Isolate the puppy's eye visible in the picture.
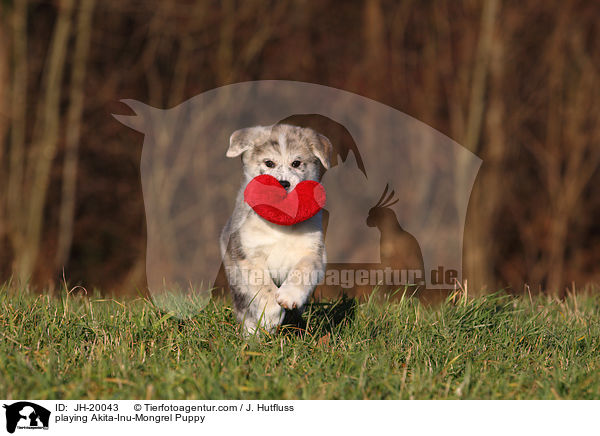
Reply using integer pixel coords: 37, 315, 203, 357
291, 160, 301, 168
264, 160, 275, 168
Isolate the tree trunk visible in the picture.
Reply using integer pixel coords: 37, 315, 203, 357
14, 0, 74, 283
56, 0, 96, 269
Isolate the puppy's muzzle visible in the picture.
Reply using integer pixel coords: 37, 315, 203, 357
279, 180, 291, 191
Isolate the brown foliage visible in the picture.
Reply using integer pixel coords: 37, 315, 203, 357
0, 0, 599, 295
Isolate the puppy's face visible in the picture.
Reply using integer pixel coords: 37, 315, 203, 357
227, 124, 332, 191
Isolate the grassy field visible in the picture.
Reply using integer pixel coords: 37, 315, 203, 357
1, 285, 599, 400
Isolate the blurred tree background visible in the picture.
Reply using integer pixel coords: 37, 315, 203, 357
0, 0, 599, 296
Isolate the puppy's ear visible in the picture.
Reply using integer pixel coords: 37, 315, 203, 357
311, 133, 333, 169
227, 126, 268, 157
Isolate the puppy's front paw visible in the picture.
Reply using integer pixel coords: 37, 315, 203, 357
276, 285, 305, 310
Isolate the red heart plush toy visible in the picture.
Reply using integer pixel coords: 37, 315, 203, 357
244, 175, 326, 225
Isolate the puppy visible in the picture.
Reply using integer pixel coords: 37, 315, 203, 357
220, 124, 331, 334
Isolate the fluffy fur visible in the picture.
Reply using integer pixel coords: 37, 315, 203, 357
220, 124, 332, 334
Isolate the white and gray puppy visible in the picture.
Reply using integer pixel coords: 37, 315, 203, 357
220, 124, 332, 334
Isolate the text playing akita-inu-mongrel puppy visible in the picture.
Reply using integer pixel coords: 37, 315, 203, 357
220, 124, 332, 334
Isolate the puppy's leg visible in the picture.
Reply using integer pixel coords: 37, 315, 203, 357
276, 255, 325, 311
243, 285, 285, 335
225, 260, 284, 335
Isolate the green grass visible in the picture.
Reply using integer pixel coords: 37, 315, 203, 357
1, 285, 599, 399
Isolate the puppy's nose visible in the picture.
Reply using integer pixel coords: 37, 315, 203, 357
279, 180, 291, 190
